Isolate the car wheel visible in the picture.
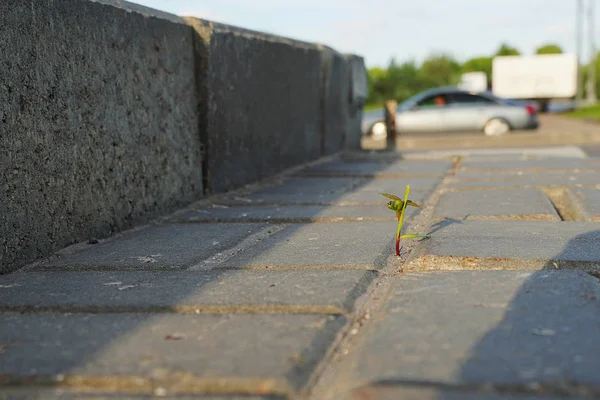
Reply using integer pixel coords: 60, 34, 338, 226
483, 118, 510, 136
370, 121, 387, 140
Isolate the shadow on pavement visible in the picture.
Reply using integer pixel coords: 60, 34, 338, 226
0, 151, 453, 397
437, 230, 600, 399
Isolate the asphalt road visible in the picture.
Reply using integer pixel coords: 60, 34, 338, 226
361, 114, 600, 152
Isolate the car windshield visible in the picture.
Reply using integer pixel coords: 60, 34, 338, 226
396, 93, 425, 111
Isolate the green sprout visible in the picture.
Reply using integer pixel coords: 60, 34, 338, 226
381, 185, 429, 256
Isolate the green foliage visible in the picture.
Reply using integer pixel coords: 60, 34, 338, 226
461, 56, 493, 82
562, 103, 600, 120
535, 43, 563, 55
363, 42, 578, 110
495, 43, 520, 57
419, 53, 462, 87
366, 54, 460, 108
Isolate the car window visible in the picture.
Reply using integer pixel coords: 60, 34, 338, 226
416, 94, 448, 108
448, 93, 495, 105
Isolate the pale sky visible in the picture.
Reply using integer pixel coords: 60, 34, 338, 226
128, 0, 597, 68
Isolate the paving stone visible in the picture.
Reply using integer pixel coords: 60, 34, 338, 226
222, 177, 361, 204
300, 160, 452, 176
0, 313, 345, 394
223, 222, 403, 269
0, 391, 277, 400
435, 189, 560, 220
403, 145, 588, 161
173, 204, 394, 222
34, 223, 268, 270
418, 220, 600, 263
348, 270, 600, 389
335, 177, 440, 206
0, 269, 376, 313
460, 159, 600, 172
454, 169, 599, 179
570, 187, 600, 221
347, 386, 582, 400
447, 174, 600, 189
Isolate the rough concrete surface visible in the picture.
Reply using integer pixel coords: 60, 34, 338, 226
321, 47, 350, 156
186, 18, 324, 194
0, 0, 203, 274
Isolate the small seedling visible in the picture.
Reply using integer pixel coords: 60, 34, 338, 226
381, 185, 429, 256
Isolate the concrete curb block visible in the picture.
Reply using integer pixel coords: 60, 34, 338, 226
0, 0, 367, 274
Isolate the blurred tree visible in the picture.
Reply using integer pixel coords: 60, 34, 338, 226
366, 66, 389, 106
535, 43, 563, 54
495, 43, 521, 56
461, 56, 493, 82
419, 53, 462, 87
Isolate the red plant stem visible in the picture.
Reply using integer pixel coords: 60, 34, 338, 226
395, 236, 401, 256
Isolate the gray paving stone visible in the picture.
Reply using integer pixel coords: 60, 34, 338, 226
334, 177, 439, 206
404, 145, 587, 160
34, 223, 268, 270
0, 391, 277, 400
0, 269, 376, 313
419, 220, 600, 262
349, 270, 600, 389
222, 177, 361, 204
454, 169, 599, 179
223, 222, 404, 269
460, 158, 600, 171
570, 187, 600, 221
173, 204, 394, 222
447, 174, 600, 189
300, 160, 452, 176
347, 386, 582, 400
0, 313, 345, 393
435, 189, 560, 220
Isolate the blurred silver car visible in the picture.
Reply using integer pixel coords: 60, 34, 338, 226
362, 87, 539, 138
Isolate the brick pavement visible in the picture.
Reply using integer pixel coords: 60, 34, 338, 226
2, 147, 600, 399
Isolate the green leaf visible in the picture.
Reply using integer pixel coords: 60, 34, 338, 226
399, 233, 430, 239
396, 184, 411, 240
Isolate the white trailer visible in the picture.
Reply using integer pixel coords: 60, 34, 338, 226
491, 54, 579, 112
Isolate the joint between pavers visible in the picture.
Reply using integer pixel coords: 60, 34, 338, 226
431, 214, 561, 222
351, 379, 600, 398
0, 304, 348, 316
173, 217, 396, 224
237, 264, 378, 271
443, 183, 600, 193
404, 255, 600, 272
543, 187, 588, 222
0, 374, 291, 397
26, 265, 187, 272
294, 172, 443, 179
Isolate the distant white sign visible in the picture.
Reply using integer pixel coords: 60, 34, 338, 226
492, 54, 578, 99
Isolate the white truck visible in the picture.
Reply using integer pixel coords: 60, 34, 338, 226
491, 53, 579, 112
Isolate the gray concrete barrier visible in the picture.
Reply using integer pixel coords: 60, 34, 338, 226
185, 18, 325, 194
0, 0, 367, 274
